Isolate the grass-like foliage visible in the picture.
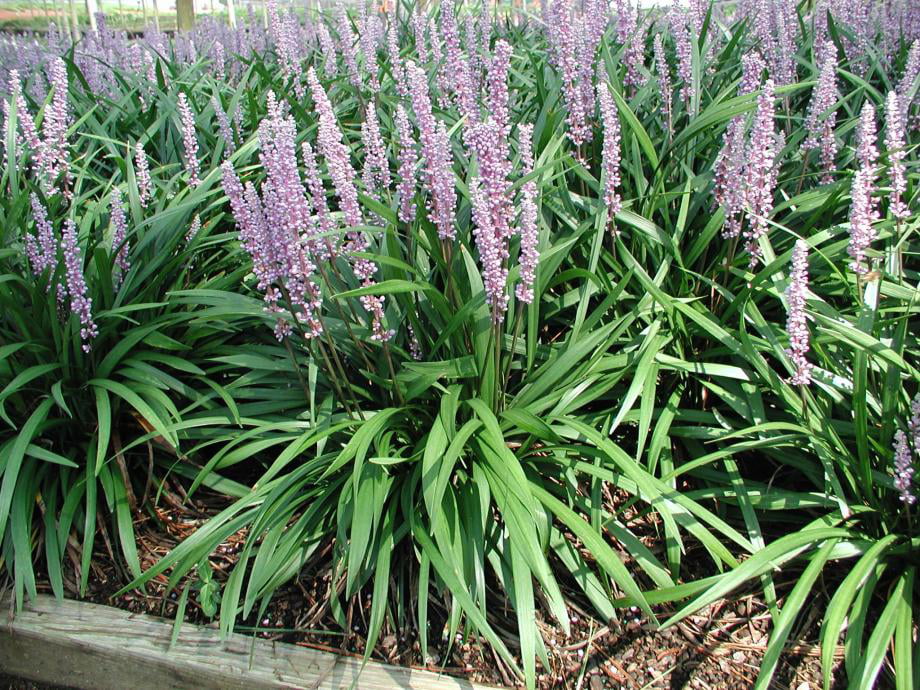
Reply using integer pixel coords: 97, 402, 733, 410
0, 1, 918, 688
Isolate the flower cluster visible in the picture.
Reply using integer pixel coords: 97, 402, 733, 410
61, 218, 98, 351
784, 240, 812, 386
26, 193, 58, 279
406, 60, 456, 241
134, 142, 152, 207
742, 80, 781, 265
847, 102, 879, 275
395, 105, 418, 224
212, 96, 236, 158
803, 42, 838, 183
597, 82, 622, 227
893, 430, 916, 505
515, 123, 540, 305
109, 188, 131, 285
177, 92, 200, 188
884, 91, 909, 221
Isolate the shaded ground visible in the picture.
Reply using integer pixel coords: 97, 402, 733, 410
8, 477, 847, 689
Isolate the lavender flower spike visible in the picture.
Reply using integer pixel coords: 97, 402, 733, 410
884, 91, 909, 221
515, 123, 539, 305
134, 142, 152, 207
61, 219, 98, 352
395, 105, 418, 224
742, 79, 779, 266
893, 430, 916, 505
212, 96, 236, 158
38, 58, 71, 192
110, 189, 131, 284
177, 92, 200, 187
803, 43, 838, 184
27, 193, 57, 279
847, 102, 879, 275
784, 240, 812, 386
597, 83, 623, 228
653, 35, 672, 131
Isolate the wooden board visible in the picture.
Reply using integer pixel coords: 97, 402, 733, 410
0, 594, 497, 690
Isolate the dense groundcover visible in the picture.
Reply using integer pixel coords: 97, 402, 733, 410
1, 0, 919, 687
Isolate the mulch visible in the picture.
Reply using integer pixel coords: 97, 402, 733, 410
5, 474, 850, 690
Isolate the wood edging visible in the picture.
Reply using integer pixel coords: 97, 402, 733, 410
0, 594, 500, 690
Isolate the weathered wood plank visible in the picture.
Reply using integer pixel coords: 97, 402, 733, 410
0, 595, 497, 690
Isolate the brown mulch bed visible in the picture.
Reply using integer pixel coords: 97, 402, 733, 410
9, 475, 847, 690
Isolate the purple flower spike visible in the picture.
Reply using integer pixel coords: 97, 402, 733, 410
742, 79, 780, 267
784, 239, 812, 386
61, 218, 98, 352
395, 105, 418, 224
134, 142, 152, 208
27, 193, 58, 280
893, 430, 916, 505
847, 102, 879, 275
212, 96, 236, 158
308, 68, 362, 230
597, 83, 623, 226
884, 91, 909, 221
804, 42, 838, 183
177, 92, 200, 188
406, 60, 456, 241
37, 58, 71, 193
361, 103, 390, 199
110, 188, 131, 284
515, 123, 539, 305
653, 35, 672, 128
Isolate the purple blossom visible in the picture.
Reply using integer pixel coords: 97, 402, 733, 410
387, 22, 405, 98
308, 68, 362, 230
653, 35, 672, 131
316, 22, 338, 79
440, 0, 478, 124
897, 40, 919, 125
848, 103, 879, 275
26, 192, 57, 279
671, 8, 694, 106
406, 60, 456, 241
360, 103, 390, 199
37, 57, 71, 193
411, 13, 429, 67
597, 83, 623, 226
337, 8, 362, 92
469, 118, 515, 323
110, 188, 130, 283
884, 91, 909, 221
134, 142, 152, 208
10, 70, 40, 154
177, 92, 200, 188
515, 123, 539, 305
395, 105, 418, 224
742, 80, 780, 266
359, 4, 381, 94
186, 213, 201, 242
784, 239, 812, 386
740, 53, 766, 96
212, 96, 236, 158
855, 101, 879, 169
301, 141, 336, 260
893, 430, 916, 505
714, 116, 747, 238
487, 40, 513, 138
803, 43, 839, 184
548, 0, 593, 147
61, 218, 98, 352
